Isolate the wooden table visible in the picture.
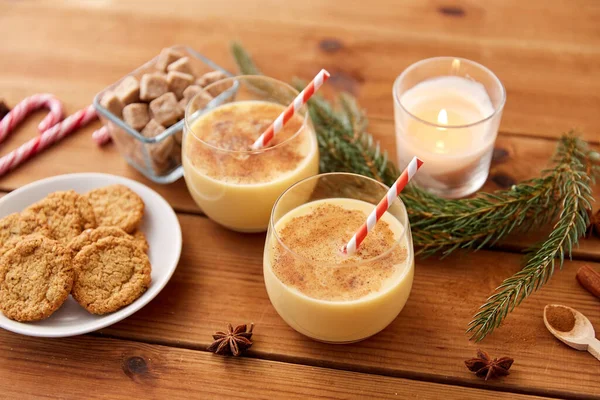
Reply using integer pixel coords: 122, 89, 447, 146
1, 1, 600, 398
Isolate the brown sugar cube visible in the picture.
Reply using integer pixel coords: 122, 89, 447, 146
196, 71, 228, 87
122, 103, 150, 131
108, 121, 144, 167
149, 92, 182, 127
171, 141, 182, 164
151, 161, 170, 175
174, 130, 183, 145
155, 48, 184, 72
178, 86, 214, 114
182, 84, 201, 101
167, 57, 194, 75
167, 71, 194, 99
100, 91, 124, 117
150, 136, 175, 165
183, 85, 213, 101
140, 118, 165, 138
139, 119, 176, 174
178, 98, 188, 115
115, 76, 140, 105
183, 86, 214, 112
140, 73, 169, 102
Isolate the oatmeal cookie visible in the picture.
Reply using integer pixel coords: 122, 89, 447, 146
131, 230, 150, 254
72, 237, 151, 314
0, 212, 50, 256
69, 226, 149, 254
0, 236, 74, 321
84, 185, 144, 233
22, 190, 97, 242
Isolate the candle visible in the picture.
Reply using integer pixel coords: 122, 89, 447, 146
393, 58, 505, 198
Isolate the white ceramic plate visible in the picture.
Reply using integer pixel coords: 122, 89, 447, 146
0, 173, 182, 337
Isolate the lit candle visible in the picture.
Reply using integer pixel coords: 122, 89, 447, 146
393, 58, 505, 198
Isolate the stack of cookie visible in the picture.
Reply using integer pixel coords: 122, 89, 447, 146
0, 184, 152, 322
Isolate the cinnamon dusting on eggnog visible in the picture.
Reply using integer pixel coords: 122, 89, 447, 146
272, 201, 408, 301
186, 101, 309, 184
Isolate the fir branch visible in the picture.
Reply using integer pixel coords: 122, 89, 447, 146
231, 42, 262, 75
468, 136, 594, 341
403, 179, 557, 256
298, 89, 399, 184
405, 135, 598, 257
230, 43, 598, 341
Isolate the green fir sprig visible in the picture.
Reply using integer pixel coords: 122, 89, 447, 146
230, 42, 598, 341
467, 136, 595, 340
403, 137, 597, 258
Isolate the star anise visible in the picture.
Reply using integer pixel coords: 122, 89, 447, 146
585, 209, 600, 238
208, 323, 254, 356
464, 349, 514, 380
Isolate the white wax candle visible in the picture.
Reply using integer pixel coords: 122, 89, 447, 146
395, 76, 496, 189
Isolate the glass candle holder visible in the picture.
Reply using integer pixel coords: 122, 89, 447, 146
183, 76, 319, 232
263, 173, 415, 343
393, 57, 506, 198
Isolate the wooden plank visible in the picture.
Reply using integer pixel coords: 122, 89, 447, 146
1, 0, 599, 140
0, 333, 554, 400
1, 2, 598, 399
98, 213, 600, 398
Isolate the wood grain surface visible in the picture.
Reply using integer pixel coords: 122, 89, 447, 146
97, 214, 600, 399
2, 0, 599, 141
0, 332, 555, 400
1, 0, 599, 399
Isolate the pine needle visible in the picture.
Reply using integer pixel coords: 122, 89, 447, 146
230, 42, 599, 341
467, 136, 594, 340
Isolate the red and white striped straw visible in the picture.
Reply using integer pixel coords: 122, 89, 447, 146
342, 156, 424, 255
251, 69, 330, 150
0, 94, 64, 143
0, 105, 97, 177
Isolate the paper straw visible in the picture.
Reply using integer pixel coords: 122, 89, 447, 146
343, 156, 424, 255
251, 69, 330, 150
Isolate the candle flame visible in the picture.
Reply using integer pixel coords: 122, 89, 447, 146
451, 58, 461, 74
437, 109, 448, 125
436, 109, 448, 149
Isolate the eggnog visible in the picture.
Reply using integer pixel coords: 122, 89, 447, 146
264, 198, 414, 343
183, 100, 319, 232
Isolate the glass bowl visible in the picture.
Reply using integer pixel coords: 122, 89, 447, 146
93, 45, 231, 184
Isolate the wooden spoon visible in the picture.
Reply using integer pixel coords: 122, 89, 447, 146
543, 304, 600, 361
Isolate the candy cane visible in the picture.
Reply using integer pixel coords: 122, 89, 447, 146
0, 94, 64, 143
92, 126, 112, 146
0, 105, 97, 177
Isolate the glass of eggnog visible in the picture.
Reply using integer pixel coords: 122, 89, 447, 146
263, 173, 415, 343
183, 76, 319, 232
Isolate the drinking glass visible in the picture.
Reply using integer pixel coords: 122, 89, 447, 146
183, 76, 319, 232
263, 172, 415, 343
